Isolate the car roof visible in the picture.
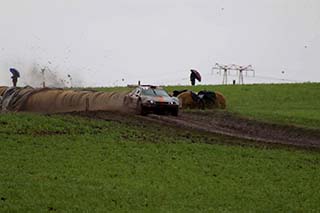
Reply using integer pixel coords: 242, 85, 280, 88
138, 85, 163, 90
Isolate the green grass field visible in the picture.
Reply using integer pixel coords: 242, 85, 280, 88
1, 83, 320, 212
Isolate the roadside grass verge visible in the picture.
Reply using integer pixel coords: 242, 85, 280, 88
0, 113, 320, 212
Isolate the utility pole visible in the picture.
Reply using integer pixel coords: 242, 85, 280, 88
41, 68, 46, 88
222, 67, 228, 84
239, 69, 244, 84
234, 65, 254, 84
212, 63, 255, 85
212, 63, 230, 85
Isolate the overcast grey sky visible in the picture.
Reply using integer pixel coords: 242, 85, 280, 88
0, 0, 319, 87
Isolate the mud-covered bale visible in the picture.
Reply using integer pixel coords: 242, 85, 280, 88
5, 87, 35, 111
87, 91, 128, 112
1, 86, 37, 112
177, 90, 226, 109
23, 89, 129, 113
0, 86, 8, 96
198, 91, 216, 108
172, 89, 188, 97
215, 92, 226, 109
177, 91, 199, 109
199, 91, 226, 109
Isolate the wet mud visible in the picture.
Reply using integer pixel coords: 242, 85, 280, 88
71, 110, 320, 150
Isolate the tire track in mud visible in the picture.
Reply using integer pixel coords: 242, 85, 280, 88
138, 113, 320, 149
72, 111, 320, 150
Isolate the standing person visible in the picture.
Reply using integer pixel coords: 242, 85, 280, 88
190, 71, 196, 86
11, 75, 18, 87
10, 68, 20, 87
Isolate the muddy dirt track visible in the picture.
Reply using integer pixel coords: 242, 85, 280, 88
72, 110, 320, 150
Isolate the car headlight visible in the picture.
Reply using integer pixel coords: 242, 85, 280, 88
169, 101, 176, 105
148, 100, 155, 104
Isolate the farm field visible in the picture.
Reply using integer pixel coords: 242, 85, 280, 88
0, 83, 320, 212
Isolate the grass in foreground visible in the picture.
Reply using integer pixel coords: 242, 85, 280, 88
0, 113, 320, 212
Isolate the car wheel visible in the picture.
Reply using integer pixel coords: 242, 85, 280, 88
171, 108, 179, 116
137, 100, 147, 116
123, 96, 129, 105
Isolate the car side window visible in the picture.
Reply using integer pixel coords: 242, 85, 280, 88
135, 89, 141, 95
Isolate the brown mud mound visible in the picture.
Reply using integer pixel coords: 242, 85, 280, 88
24, 89, 128, 113
0, 86, 129, 113
177, 91, 226, 109
72, 110, 320, 150
0, 86, 8, 96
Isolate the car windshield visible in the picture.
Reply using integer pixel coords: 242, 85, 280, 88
141, 88, 169, 97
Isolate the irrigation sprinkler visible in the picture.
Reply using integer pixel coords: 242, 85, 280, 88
212, 63, 255, 85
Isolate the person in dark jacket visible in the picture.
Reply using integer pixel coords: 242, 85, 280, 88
11, 76, 18, 87
190, 71, 196, 86
10, 68, 20, 87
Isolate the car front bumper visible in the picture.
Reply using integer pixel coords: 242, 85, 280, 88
142, 103, 178, 112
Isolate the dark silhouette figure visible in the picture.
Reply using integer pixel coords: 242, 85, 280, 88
10, 68, 20, 87
190, 71, 196, 86
11, 76, 18, 87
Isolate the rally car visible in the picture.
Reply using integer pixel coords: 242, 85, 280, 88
124, 85, 179, 116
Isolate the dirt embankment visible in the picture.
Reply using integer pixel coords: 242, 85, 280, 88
0, 86, 129, 113
72, 110, 320, 150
